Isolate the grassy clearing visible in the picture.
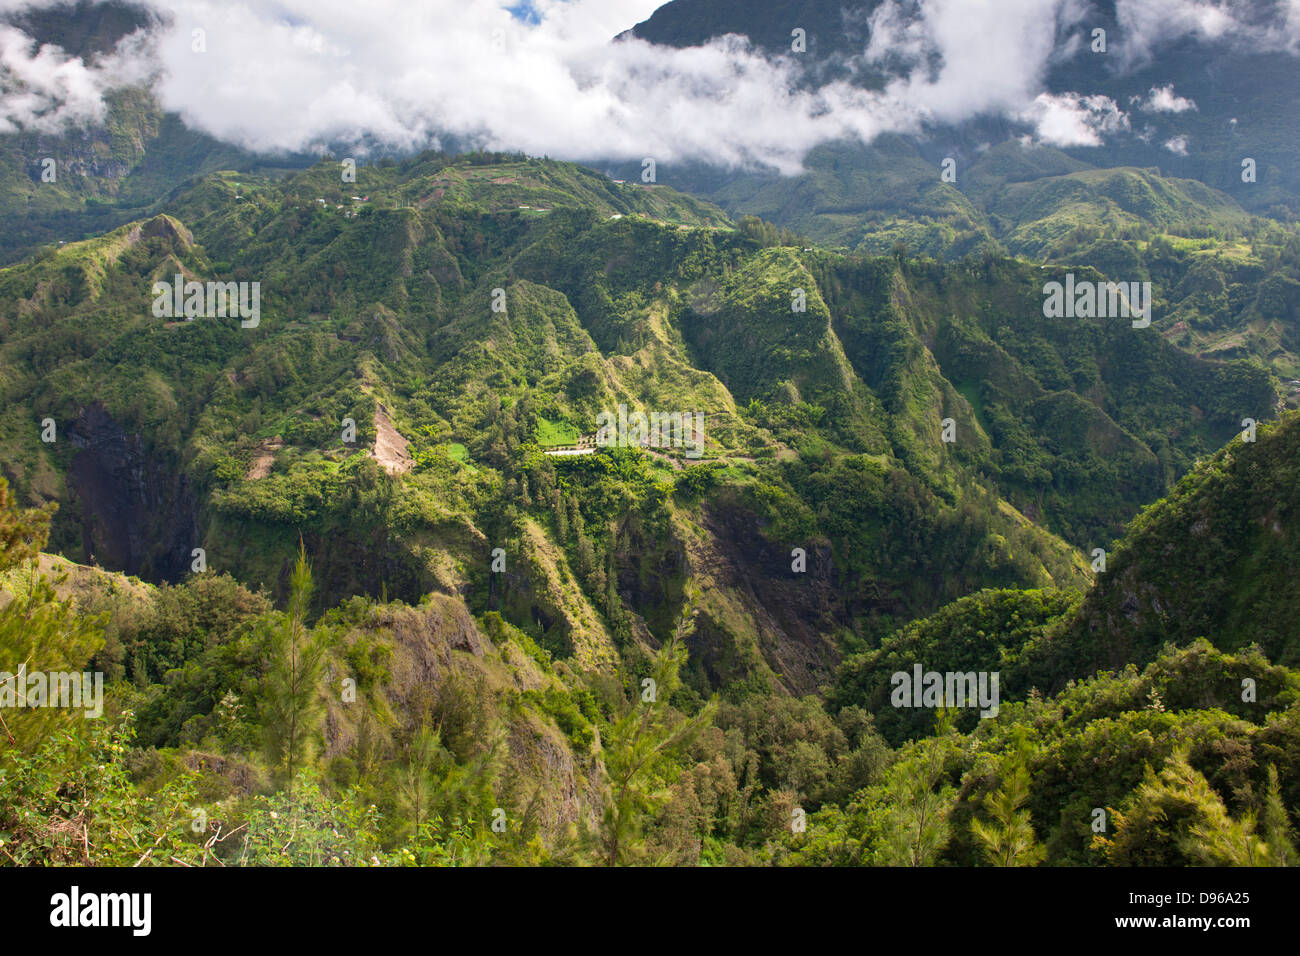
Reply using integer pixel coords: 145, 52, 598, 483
535, 416, 580, 447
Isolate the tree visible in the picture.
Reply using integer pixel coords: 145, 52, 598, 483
1258, 765, 1298, 866
598, 582, 716, 866
398, 719, 442, 835
395, 728, 500, 867
877, 709, 960, 866
0, 477, 53, 573
261, 541, 325, 796
970, 733, 1045, 866
0, 479, 104, 758
1105, 748, 1291, 866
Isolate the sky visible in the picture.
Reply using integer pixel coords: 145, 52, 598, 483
0, 0, 1297, 171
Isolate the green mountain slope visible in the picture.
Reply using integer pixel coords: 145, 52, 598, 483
834, 410, 1300, 728
1057, 410, 1300, 672
0, 153, 1283, 703
820, 410, 1300, 866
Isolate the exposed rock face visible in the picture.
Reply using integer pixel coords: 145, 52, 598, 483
292, 527, 434, 609
245, 437, 284, 479
372, 403, 413, 475
60, 403, 197, 582
685, 500, 841, 696
321, 596, 603, 836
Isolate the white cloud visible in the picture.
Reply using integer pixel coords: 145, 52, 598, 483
0, 0, 1294, 171
0, 20, 150, 134
1115, 0, 1300, 64
1020, 92, 1130, 147
1164, 134, 1191, 154
127, 0, 858, 172
0, 0, 1105, 166
864, 0, 1081, 126
1133, 83, 1197, 113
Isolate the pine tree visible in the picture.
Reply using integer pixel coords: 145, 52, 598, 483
970, 735, 1045, 866
261, 541, 325, 797
399, 719, 440, 834
1258, 765, 1297, 866
0, 478, 52, 571
575, 532, 596, 581
604, 545, 621, 623
1108, 749, 1282, 866
598, 582, 715, 866
878, 709, 959, 866
554, 495, 569, 542
568, 496, 583, 539
396, 715, 501, 857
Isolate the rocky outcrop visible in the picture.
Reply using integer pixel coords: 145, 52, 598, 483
61, 403, 197, 582
321, 595, 603, 836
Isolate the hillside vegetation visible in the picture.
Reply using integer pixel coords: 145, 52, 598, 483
4, 414, 1300, 865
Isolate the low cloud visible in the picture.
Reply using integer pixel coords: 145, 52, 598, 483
1116, 0, 1300, 64
1020, 92, 1130, 147
0, 0, 1295, 171
0, 18, 150, 134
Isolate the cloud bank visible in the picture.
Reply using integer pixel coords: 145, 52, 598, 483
0, 13, 150, 133
0, 0, 1295, 170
